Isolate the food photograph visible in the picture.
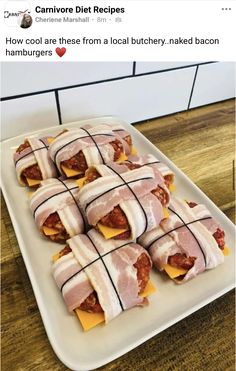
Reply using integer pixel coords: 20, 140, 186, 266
0, 61, 235, 371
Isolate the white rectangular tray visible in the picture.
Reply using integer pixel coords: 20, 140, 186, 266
1, 116, 235, 371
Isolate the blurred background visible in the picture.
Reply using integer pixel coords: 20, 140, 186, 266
1, 61, 235, 140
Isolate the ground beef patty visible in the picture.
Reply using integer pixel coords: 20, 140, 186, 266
168, 253, 196, 270
43, 212, 70, 243
164, 174, 174, 188
58, 247, 151, 313
16, 140, 43, 182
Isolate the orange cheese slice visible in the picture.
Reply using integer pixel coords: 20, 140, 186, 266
47, 137, 54, 144
163, 264, 188, 279
223, 246, 230, 256
117, 152, 128, 163
26, 178, 41, 187
75, 280, 156, 331
140, 280, 157, 298
75, 309, 105, 331
169, 183, 176, 192
27, 191, 35, 199
131, 146, 138, 156
61, 165, 84, 178
76, 177, 87, 188
97, 223, 129, 240
43, 226, 58, 236
52, 252, 60, 262
163, 208, 170, 219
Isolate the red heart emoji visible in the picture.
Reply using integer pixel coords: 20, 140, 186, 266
55, 47, 66, 57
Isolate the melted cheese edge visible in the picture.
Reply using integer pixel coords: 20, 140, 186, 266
131, 147, 137, 155
169, 183, 176, 192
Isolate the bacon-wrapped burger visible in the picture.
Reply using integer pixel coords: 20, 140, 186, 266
52, 229, 155, 331
13, 136, 57, 187
30, 178, 86, 243
138, 197, 228, 282
78, 165, 170, 240
48, 124, 132, 179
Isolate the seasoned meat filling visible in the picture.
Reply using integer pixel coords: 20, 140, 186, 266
124, 134, 132, 147
58, 248, 150, 313
22, 164, 42, 181
134, 252, 152, 293
110, 139, 123, 161
79, 291, 102, 313
164, 174, 174, 188
152, 186, 168, 207
43, 212, 69, 243
61, 151, 88, 173
168, 253, 196, 270
61, 139, 125, 175
16, 140, 43, 182
84, 168, 101, 184
123, 163, 141, 171
187, 201, 198, 208
213, 228, 225, 250
16, 140, 31, 153
100, 206, 129, 229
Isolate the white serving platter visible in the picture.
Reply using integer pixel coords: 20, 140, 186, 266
1, 116, 235, 371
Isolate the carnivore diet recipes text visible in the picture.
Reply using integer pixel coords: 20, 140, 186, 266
35, 5, 125, 14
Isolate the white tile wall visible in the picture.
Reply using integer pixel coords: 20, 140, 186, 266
1, 62, 133, 97
1, 62, 235, 140
59, 67, 196, 124
1, 93, 59, 140
190, 62, 235, 108
135, 62, 200, 74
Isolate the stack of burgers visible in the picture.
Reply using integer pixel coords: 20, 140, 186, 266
13, 122, 228, 331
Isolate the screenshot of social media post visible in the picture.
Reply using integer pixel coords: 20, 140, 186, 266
0, 1, 235, 371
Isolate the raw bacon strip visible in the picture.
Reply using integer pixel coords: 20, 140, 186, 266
83, 122, 132, 155
13, 136, 57, 186
127, 154, 174, 188
30, 178, 86, 239
139, 197, 224, 282
52, 229, 151, 322
79, 166, 165, 239
48, 124, 130, 175
53, 252, 94, 311
82, 161, 170, 208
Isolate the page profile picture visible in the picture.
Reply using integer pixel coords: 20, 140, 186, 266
18, 12, 32, 28
4, 0, 31, 27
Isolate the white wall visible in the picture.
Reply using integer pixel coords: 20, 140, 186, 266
1, 61, 235, 140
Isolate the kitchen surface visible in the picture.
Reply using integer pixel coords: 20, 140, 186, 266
1, 99, 235, 371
